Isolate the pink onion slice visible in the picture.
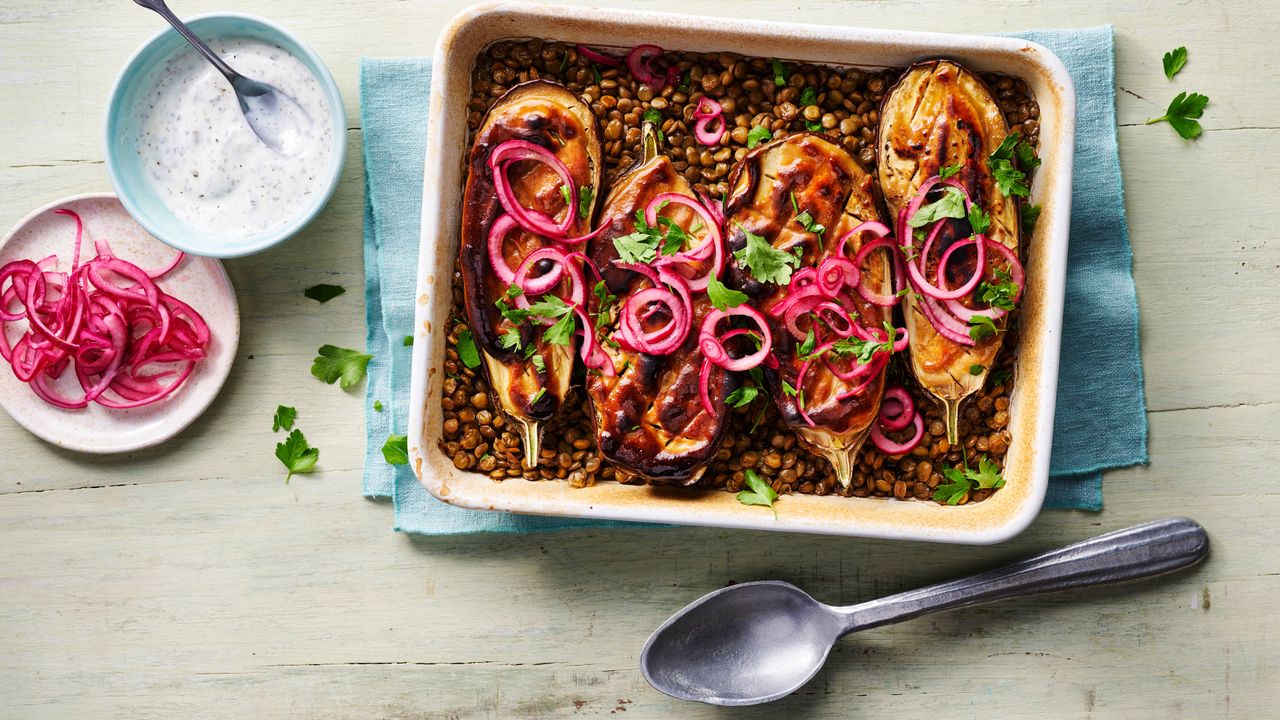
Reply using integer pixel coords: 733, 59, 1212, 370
699, 305, 772, 371
576, 44, 622, 67
870, 412, 925, 455
878, 385, 915, 432
487, 214, 522, 287
488, 139, 576, 238
626, 44, 664, 84
512, 246, 567, 296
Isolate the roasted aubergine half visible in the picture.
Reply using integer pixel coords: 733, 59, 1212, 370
585, 126, 732, 484
877, 60, 1025, 443
725, 133, 896, 486
460, 80, 603, 467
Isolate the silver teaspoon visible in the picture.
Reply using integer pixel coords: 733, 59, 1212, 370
133, 0, 311, 156
641, 517, 1209, 706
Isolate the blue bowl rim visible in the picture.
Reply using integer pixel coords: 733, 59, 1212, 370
104, 11, 347, 259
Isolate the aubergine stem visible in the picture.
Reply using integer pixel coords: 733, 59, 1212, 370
796, 427, 865, 488
517, 417, 540, 470
943, 397, 962, 445
640, 121, 659, 164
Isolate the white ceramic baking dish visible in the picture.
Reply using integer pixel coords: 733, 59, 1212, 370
407, 1, 1075, 543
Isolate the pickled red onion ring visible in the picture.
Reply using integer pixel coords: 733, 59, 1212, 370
575, 44, 622, 67
626, 44, 664, 84
870, 412, 925, 455
878, 385, 915, 432
489, 140, 576, 238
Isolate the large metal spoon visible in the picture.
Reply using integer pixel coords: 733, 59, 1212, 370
641, 517, 1209, 706
133, 0, 310, 155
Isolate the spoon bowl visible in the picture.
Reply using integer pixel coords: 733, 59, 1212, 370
641, 581, 842, 705
231, 75, 312, 156
642, 518, 1210, 706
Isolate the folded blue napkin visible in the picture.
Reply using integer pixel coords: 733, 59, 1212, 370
361, 25, 1147, 534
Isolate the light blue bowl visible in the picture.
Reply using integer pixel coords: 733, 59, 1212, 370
105, 13, 346, 258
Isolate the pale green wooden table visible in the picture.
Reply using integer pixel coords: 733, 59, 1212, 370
1, 1, 1277, 717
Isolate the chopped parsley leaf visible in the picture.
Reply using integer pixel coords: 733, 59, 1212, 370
737, 469, 779, 517
908, 186, 967, 227
303, 284, 345, 303
1163, 46, 1188, 80
770, 58, 788, 86
725, 385, 759, 408
977, 267, 1019, 312
1021, 203, 1042, 232
939, 162, 963, 180
272, 405, 296, 433
706, 273, 748, 310
382, 434, 409, 465
968, 314, 1000, 341
732, 224, 800, 286
967, 205, 991, 236
456, 330, 479, 368
746, 125, 773, 149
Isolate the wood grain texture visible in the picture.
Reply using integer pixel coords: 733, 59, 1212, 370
1, 0, 1277, 718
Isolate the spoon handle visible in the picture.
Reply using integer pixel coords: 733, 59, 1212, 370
838, 517, 1208, 634
132, 0, 242, 82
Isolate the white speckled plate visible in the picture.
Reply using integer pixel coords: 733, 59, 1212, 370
0, 193, 239, 453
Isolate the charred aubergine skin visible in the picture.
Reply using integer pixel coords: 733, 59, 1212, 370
877, 60, 1020, 438
725, 133, 892, 485
460, 80, 603, 466
586, 155, 732, 484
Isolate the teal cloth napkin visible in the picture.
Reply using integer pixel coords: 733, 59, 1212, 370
361, 25, 1147, 534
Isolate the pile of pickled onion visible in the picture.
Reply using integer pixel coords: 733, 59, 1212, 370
0, 210, 208, 409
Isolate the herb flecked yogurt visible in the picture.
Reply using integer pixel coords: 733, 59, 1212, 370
134, 37, 334, 240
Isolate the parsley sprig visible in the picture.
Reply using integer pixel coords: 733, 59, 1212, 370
311, 345, 373, 390
1147, 91, 1209, 140
612, 204, 690, 264
737, 469, 779, 516
276, 429, 319, 482
733, 224, 800, 286
987, 132, 1039, 198
932, 455, 1005, 505
976, 267, 1018, 312
908, 186, 967, 227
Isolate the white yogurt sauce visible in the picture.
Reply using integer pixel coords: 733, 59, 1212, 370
134, 37, 334, 240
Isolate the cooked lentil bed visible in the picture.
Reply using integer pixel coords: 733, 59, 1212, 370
438, 39, 1040, 505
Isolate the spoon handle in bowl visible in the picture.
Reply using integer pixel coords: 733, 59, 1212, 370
132, 0, 242, 82
837, 517, 1209, 634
